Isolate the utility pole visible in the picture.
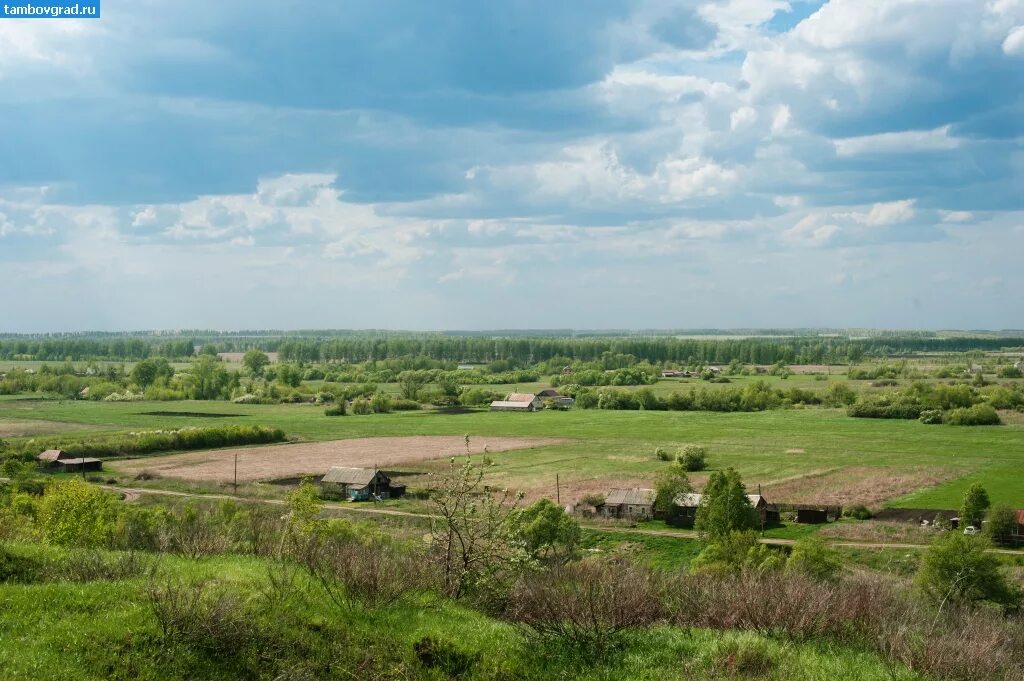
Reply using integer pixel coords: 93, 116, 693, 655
233, 453, 238, 494
556, 473, 560, 506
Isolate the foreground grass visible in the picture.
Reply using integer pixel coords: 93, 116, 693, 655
0, 542, 925, 681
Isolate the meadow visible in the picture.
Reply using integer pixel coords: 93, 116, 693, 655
2, 396, 1021, 509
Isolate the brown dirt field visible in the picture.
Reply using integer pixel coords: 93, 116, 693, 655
0, 418, 93, 437
115, 436, 569, 483
819, 520, 937, 544
761, 466, 965, 507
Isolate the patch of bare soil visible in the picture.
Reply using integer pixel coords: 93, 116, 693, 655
115, 436, 569, 483
0, 418, 92, 437
761, 466, 965, 507
819, 520, 939, 544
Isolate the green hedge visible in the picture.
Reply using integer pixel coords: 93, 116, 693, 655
17, 425, 287, 459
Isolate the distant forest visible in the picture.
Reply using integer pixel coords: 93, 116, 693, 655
1, 332, 1022, 365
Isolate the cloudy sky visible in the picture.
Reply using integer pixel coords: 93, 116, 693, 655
2, 0, 1023, 332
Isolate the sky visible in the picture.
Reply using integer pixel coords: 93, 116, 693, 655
1, 0, 1023, 332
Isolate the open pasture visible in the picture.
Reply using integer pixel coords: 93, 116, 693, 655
114, 435, 568, 483
3, 397, 1022, 508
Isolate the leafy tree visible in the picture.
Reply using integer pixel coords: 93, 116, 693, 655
130, 357, 173, 389
508, 498, 580, 562
653, 463, 693, 516
785, 536, 842, 581
397, 370, 429, 401
984, 504, 1018, 546
276, 364, 303, 388
242, 349, 270, 377
186, 355, 231, 399
690, 531, 783, 575
37, 479, 119, 547
430, 457, 528, 599
822, 382, 857, 407
916, 533, 1019, 608
695, 468, 755, 540
678, 444, 707, 471
199, 344, 219, 357
960, 483, 990, 527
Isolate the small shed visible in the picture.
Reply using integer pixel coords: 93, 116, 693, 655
507, 393, 544, 409
536, 389, 561, 398
670, 492, 779, 528
58, 458, 103, 473
320, 467, 402, 501
795, 506, 831, 524
38, 449, 72, 465
490, 400, 537, 412
598, 488, 655, 520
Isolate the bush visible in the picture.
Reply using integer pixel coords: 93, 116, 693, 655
350, 399, 373, 415
785, 537, 842, 581
842, 504, 873, 520
915, 533, 1019, 608
919, 409, 944, 424
655, 447, 672, 462
413, 636, 479, 677
998, 365, 1023, 378
17, 425, 287, 460
324, 403, 346, 417
713, 636, 775, 677
678, 444, 707, 472
503, 560, 667, 657
946, 403, 1001, 426
390, 398, 421, 411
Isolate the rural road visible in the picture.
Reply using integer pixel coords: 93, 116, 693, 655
105, 485, 1024, 556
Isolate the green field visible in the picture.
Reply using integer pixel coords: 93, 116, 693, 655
2, 397, 1021, 509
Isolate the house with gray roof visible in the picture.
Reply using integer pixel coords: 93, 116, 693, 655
597, 488, 655, 520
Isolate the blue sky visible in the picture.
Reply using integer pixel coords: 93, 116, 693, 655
1, 0, 1023, 332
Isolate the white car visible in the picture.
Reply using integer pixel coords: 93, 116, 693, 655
963, 526, 980, 536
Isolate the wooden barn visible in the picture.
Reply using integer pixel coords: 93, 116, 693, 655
670, 492, 779, 528
597, 488, 655, 520
58, 458, 103, 473
320, 467, 403, 501
37, 449, 72, 466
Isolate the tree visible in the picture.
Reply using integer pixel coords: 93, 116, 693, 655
187, 355, 231, 400
960, 483, 990, 527
397, 370, 429, 401
690, 531, 783, 575
38, 479, 119, 547
276, 364, 303, 388
916, 533, 1019, 608
430, 457, 528, 599
694, 468, 755, 540
130, 357, 172, 389
653, 463, 692, 515
242, 349, 270, 377
508, 498, 580, 562
678, 444, 707, 472
984, 504, 1018, 546
785, 536, 842, 581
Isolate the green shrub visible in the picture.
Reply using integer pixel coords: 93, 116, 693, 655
16, 425, 287, 459
390, 398, 421, 411
655, 447, 672, 462
916, 533, 1019, 608
350, 399, 373, 415
998, 365, 1023, 378
842, 504, 873, 520
413, 636, 479, 677
785, 537, 842, 581
324, 403, 346, 417
946, 403, 1001, 426
678, 444, 707, 472
918, 409, 944, 424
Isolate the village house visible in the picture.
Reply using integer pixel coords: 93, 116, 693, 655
490, 392, 544, 412
794, 504, 839, 524
58, 458, 103, 473
536, 389, 560, 398
37, 449, 72, 466
670, 492, 780, 528
320, 467, 404, 501
597, 488, 655, 520
661, 369, 684, 378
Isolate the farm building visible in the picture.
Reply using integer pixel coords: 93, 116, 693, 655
597, 488, 655, 520
37, 449, 72, 465
58, 458, 103, 473
669, 492, 779, 528
490, 393, 543, 411
320, 467, 404, 501
794, 505, 840, 524
536, 389, 560, 398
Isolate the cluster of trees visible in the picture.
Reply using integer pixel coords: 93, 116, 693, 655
571, 381, 844, 412
848, 381, 1022, 424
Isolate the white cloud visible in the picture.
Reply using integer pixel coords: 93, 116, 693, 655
783, 214, 840, 246
832, 127, 960, 156
940, 210, 974, 223
1004, 25, 1024, 55
853, 200, 916, 227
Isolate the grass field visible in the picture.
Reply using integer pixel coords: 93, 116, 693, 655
2, 397, 1021, 509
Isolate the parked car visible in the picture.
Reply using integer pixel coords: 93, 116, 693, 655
963, 526, 980, 536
